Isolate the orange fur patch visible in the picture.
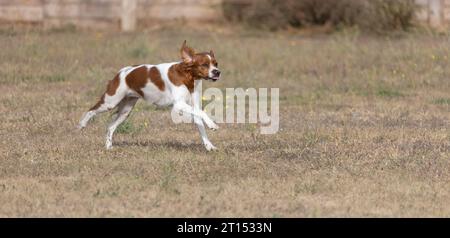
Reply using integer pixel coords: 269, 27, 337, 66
106, 74, 120, 96
168, 63, 195, 93
149, 66, 165, 91
89, 94, 105, 111
126, 66, 149, 97
90, 73, 120, 111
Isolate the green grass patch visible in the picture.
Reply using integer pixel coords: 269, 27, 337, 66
129, 45, 150, 59
159, 161, 179, 193
432, 98, 450, 105
47, 24, 77, 34
116, 121, 140, 134
40, 74, 66, 82
376, 88, 404, 98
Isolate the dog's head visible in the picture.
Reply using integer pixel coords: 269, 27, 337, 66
180, 40, 221, 81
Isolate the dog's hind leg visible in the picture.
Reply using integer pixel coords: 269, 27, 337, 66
78, 92, 125, 129
78, 94, 105, 129
105, 97, 138, 149
78, 74, 126, 129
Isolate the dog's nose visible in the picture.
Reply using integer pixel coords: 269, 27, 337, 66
212, 69, 221, 76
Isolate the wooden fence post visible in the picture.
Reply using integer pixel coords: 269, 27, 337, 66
121, 0, 137, 32
429, 0, 442, 27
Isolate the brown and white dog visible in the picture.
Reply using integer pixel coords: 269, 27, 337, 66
78, 41, 221, 151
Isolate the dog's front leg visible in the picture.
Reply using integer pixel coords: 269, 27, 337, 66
193, 112, 217, 151
191, 91, 217, 151
173, 101, 219, 130
173, 101, 218, 151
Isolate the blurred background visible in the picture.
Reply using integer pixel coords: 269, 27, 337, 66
0, 0, 448, 32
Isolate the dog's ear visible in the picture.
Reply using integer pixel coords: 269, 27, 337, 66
209, 50, 215, 58
181, 40, 195, 63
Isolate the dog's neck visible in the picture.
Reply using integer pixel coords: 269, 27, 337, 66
168, 62, 198, 92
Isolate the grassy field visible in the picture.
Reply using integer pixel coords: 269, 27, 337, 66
0, 26, 449, 217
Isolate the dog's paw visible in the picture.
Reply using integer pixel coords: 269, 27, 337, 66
205, 121, 219, 131
76, 124, 85, 130
204, 142, 218, 151
105, 141, 113, 150
210, 124, 219, 131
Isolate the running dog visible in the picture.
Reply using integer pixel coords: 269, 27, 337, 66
78, 41, 221, 151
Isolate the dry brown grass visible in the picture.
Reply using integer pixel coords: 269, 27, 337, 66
0, 26, 449, 217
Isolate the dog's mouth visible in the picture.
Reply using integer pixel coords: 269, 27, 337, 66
206, 76, 219, 82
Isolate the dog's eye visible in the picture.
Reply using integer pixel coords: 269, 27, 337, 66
202, 64, 209, 67
214, 63, 218, 67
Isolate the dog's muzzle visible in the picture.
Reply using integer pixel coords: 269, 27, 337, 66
208, 69, 221, 81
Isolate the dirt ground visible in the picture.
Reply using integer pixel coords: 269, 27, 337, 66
0, 26, 449, 217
